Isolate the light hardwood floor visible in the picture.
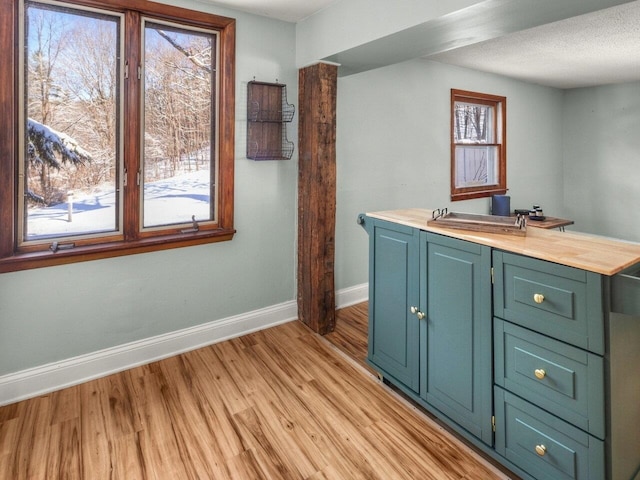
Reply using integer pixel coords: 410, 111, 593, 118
0, 303, 513, 479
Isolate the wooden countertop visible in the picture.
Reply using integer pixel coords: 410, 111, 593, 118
366, 208, 640, 276
521, 215, 574, 230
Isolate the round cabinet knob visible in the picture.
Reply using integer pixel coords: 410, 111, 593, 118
533, 293, 545, 304
417, 311, 425, 320
535, 444, 547, 456
534, 369, 547, 380
410, 306, 418, 314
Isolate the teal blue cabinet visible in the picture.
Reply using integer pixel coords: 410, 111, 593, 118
362, 213, 640, 480
494, 319, 605, 439
421, 232, 493, 446
364, 217, 420, 392
494, 387, 605, 480
362, 214, 493, 445
493, 251, 604, 354
493, 253, 640, 480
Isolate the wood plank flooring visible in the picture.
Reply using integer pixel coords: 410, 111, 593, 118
325, 302, 370, 370
0, 303, 513, 479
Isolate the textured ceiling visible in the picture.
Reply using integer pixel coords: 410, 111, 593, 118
199, 0, 640, 88
427, 1, 640, 88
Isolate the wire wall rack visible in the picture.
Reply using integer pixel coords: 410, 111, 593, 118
247, 81, 295, 160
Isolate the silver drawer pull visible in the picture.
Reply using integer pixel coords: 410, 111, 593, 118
534, 369, 546, 380
535, 444, 547, 456
533, 293, 545, 304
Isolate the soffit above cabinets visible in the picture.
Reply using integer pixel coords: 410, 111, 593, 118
320, 0, 640, 87
197, 0, 640, 89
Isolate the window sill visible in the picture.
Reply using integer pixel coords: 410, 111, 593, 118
451, 188, 507, 202
0, 228, 235, 273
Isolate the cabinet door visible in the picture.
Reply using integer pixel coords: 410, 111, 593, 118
421, 232, 493, 445
366, 219, 420, 392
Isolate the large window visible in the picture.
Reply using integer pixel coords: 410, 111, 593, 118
0, 0, 236, 272
451, 89, 506, 201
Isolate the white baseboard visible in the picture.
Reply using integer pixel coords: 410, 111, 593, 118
336, 282, 368, 308
0, 284, 368, 406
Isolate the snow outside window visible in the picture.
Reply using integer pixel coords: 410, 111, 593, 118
20, 3, 122, 242
142, 20, 217, 229
0, 0, 236, 272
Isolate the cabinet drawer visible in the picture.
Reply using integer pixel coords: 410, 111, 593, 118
494, 319, 604, 438
493, 251, 604, 354
495, 387, 605, 480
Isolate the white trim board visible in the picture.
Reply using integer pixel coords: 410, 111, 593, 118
335, 282, 368, 309
0, 284, 368, 406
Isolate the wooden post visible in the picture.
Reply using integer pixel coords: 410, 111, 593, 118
297, 62, 338, 335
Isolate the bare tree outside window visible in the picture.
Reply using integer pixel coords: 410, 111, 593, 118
22, 4, 119, 239
20, 2, 221, 241
0, 0, 236, 272
450, 90, 506, 201
142, 21, 216, 228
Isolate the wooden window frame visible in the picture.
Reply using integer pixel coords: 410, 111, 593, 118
450, 89, 506, 201
0, 0, 236, 273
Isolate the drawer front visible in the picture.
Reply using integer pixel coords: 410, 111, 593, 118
495, 387, 605, 480
494, 319, 605, 438
493, 251, 604, 354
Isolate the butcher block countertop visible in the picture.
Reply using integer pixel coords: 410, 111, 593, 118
367, 208, 640, 276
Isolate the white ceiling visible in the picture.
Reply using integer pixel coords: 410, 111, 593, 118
427, 1, 640, 89
198, 0, 338, 23
200, 0, 640, 88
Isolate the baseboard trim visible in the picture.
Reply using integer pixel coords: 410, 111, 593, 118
336, 282, 368, 308
0, 301, 298, 407
0, 284, 368, 406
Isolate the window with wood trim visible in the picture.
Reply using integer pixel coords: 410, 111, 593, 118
0, 0, 236, 273
451, 89, 506, 201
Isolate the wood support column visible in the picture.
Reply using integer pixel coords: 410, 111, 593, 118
297, 62, 338, 335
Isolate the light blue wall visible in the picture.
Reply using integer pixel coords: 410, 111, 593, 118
0, 2, 298, 376
301, 0, 640, 292
3, 0, 637, 381
335, 59, 565, 290
335, 66, 640, 293
562, 81, 640, 242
